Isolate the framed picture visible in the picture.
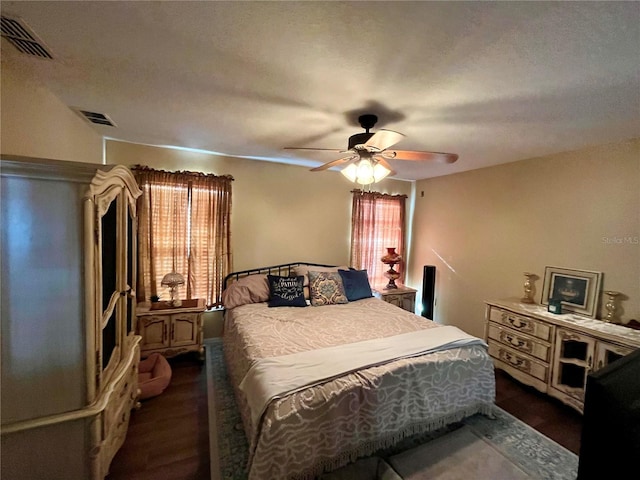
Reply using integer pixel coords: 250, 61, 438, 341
541, 267, 602, 318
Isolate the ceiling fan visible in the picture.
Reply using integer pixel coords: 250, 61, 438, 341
284, 114, 458, 184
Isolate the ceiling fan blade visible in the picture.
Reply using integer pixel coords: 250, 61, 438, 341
284, 147, 346, 153
362, 129, 405, 152
390, 150, 459, 164
310, 154, 358, 171
373, 156, 397, 177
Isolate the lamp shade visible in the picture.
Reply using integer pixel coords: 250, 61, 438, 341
161, 272, 185, 287
381, 247, 402, 265
372, 163, 391, 182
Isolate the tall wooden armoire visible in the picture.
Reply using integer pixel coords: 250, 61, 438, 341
1, 156, 142, 479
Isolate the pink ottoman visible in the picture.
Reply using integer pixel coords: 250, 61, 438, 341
138, 353, 172, 400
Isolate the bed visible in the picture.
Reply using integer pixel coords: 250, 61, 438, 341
221, 262, 495, 480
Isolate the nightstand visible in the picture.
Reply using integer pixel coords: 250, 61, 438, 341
136, 298, 206, 361
374, 285, 417, 313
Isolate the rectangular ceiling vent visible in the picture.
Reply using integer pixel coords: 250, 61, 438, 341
77, 110, 117, 127
1, 15, 53, 59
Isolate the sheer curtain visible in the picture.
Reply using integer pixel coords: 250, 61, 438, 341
133, 166, 233, 308
188, 172, 233, 307
350, 190, 406, 288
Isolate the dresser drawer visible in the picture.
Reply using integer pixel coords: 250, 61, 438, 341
489, 307, 553, 341
103, 349, 138, 440
487, 323, 551, 362
488, 342, 549, 383
99, 399, 133, 478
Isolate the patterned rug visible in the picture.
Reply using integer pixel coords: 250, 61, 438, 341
204, 338, 578, 480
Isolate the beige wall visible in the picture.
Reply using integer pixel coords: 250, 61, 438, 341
6, 53, 637, 339
106, 140, 413, 336
0, 59, 103, 163
107, 140, 412, 270
409, 139, 640, 338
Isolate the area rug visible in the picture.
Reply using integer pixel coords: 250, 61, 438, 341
386, 425, 533, 480
205, 338, 578, 480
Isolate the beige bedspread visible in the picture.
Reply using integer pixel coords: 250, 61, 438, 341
223, 297, 495, 480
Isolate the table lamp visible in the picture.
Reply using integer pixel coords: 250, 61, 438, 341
381, 247, 402, 289
161, 271, 185, 307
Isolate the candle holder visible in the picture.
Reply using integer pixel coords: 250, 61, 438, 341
521, 272, 536, 304
381, 247, 402, 289
603, 291, 620, 323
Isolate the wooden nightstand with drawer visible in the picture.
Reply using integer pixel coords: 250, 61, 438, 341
136, 298, 206, 361
374, 285, 417, 313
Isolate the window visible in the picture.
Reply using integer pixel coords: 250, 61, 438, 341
133, 166, 233, 308
350, 190, 406, 288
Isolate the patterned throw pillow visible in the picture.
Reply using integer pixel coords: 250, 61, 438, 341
308, 271, 349, 306
293, 265, 350, 299
267, 275, 307, 307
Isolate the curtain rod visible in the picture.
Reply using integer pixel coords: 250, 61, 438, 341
351, 189, 407, 199
131, 164, 234, 181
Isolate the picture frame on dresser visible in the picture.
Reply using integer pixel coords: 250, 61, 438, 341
541, 266, 602, 318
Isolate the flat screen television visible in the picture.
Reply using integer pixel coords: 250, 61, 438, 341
577, 347, 640, 479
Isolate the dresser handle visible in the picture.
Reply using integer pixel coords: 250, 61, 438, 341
163, 324, 167, 342
507, 316, 528, 330
499, 349, 531, 373
501, 331, 530, 351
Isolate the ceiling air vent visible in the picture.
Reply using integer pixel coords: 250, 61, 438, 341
77, 110, 117, 127
1, 15, 53, 59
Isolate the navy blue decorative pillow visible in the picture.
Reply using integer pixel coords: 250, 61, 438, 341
267, 275, 307, 307
338, 269, 373, 302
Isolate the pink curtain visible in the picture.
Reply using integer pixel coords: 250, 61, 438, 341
350, 190, 406, 289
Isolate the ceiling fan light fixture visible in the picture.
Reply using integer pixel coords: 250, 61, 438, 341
341, 159, 391, 185
340, 163, 358, 183
289, 112, 459, 180
373, 162, 391, 182
356, 159, 374, 184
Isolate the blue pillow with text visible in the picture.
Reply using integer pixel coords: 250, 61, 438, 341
267, 275, 307, 307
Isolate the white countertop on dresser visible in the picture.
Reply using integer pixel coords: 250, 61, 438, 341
486, 298, 640, 347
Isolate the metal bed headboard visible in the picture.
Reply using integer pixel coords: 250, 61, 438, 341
223, 262, 336, 289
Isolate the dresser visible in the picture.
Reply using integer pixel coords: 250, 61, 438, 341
1, 157, 142, 479
136, 299, 206, 361
374, 285, 417, 313
485, 299, 640, 412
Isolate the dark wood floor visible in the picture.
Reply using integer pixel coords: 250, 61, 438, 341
107, 355, 210, 480
494, 369, 583, 454
108, 356, 583, 480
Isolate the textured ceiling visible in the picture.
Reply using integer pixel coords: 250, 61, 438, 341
2, 1, 639, 181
